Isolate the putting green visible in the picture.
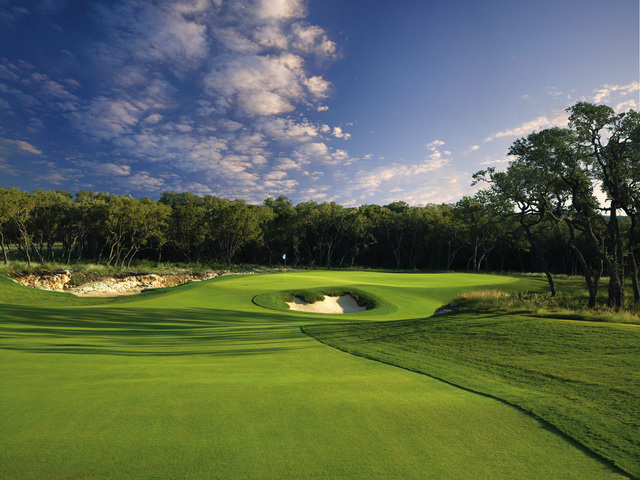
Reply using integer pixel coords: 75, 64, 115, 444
0, 271, 625, 479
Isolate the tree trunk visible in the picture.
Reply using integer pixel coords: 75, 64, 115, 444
0, 232, 7, 265
446, 242, 462, 271
607, 273, 624, 310
16, 241, 31, 266
568, 223, 597, 308
628, 216, 640, 302
629, 251, 640, 302
573, 247, 597, 308
607, 209, 625, 310
544, 271, 557, 297
534, 238, 556, 297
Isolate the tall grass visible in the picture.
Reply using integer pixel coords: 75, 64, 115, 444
452, 287, 640, 325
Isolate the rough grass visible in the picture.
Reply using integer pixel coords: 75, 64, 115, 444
454, 288, 640, 324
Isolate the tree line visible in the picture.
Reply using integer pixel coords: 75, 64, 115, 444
0, 102, 638, 309
0, 187, 520, 271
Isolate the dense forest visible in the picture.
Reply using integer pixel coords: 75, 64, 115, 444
1, 102, 638, 309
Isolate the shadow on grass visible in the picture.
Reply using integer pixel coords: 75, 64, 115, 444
0, 304, 311, 357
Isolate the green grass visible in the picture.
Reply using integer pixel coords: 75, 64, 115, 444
304, 282, 640, 478
0, 271, 632, 479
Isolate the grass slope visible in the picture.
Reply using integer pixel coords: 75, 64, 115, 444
0, 271, 630, 479
304, 290, 640, 478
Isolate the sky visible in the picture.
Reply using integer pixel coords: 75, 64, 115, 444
0, 0, 638, 206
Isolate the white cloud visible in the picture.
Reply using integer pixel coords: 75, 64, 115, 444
253, 25, 289, 50
297, 185, 331, 202
478, 157, 511, 166
352, 156, 451, 193
254, 0, 305, 20
591, 82, 639, 104
388, 174, 473, 205
95, 1, 209, 75
292, 141, 355, 166
425, 139, 450, 161
101, 163, 131, 176
256, 117, 319, 142
128, 171, 166, 189
305, 75, 331, 99
480, 82, 638, 147
547, 87, 563, 97
290, 23, 337, 57
426, 139, 445, 148
331, 149, 349, 161
274, 157, 302, 170
10, 139, 42, 155
143, 113, 163, 124
73, 97, 142, 140
465, 145, 480, 153
332, 126, 351, 140
174, 123, 193, 133
215, 28, 260, 54
238, 90, 295, 116
483, 110, 569, 142
294, 141, 329, 160
204, 53, 308, 116
218, 119, 243, 131
264, 170, 288, 180
0, 158, 18, 175
37, 172, 68, 185
616, 99, 638, 111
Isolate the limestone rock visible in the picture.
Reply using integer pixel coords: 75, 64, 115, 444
10, 270, 229, 296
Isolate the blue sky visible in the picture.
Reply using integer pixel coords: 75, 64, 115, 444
0, 0, 638, 206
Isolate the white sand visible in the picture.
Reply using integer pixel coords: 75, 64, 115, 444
286, 294, 366, 314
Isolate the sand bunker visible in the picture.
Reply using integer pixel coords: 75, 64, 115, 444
286, 294, 366, 314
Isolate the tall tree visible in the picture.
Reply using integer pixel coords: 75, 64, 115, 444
29, 190, 72, 263
3, 189, 35, 266
477, 104, 640, 308
262, 196, 293, 264
568, 103, 640, 308
0, 188, 12, 264
160, 192, 207, 264
206, 198, 262, 267
454, 191, 511, 272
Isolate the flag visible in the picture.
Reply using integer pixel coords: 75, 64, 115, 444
282, 253, 286, 260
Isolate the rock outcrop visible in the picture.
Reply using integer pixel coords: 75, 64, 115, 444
10, 270, 72, 291
9, 270, 224, 296
433, 301, 459, 315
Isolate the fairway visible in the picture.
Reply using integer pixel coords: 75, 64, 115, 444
0, 271, 627, 479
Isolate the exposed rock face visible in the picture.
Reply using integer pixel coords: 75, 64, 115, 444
433, 301, 459, 316
10, 270, 72, 291
9, 271, 223, 296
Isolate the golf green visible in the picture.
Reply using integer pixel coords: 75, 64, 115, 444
0, 271, 626, 479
